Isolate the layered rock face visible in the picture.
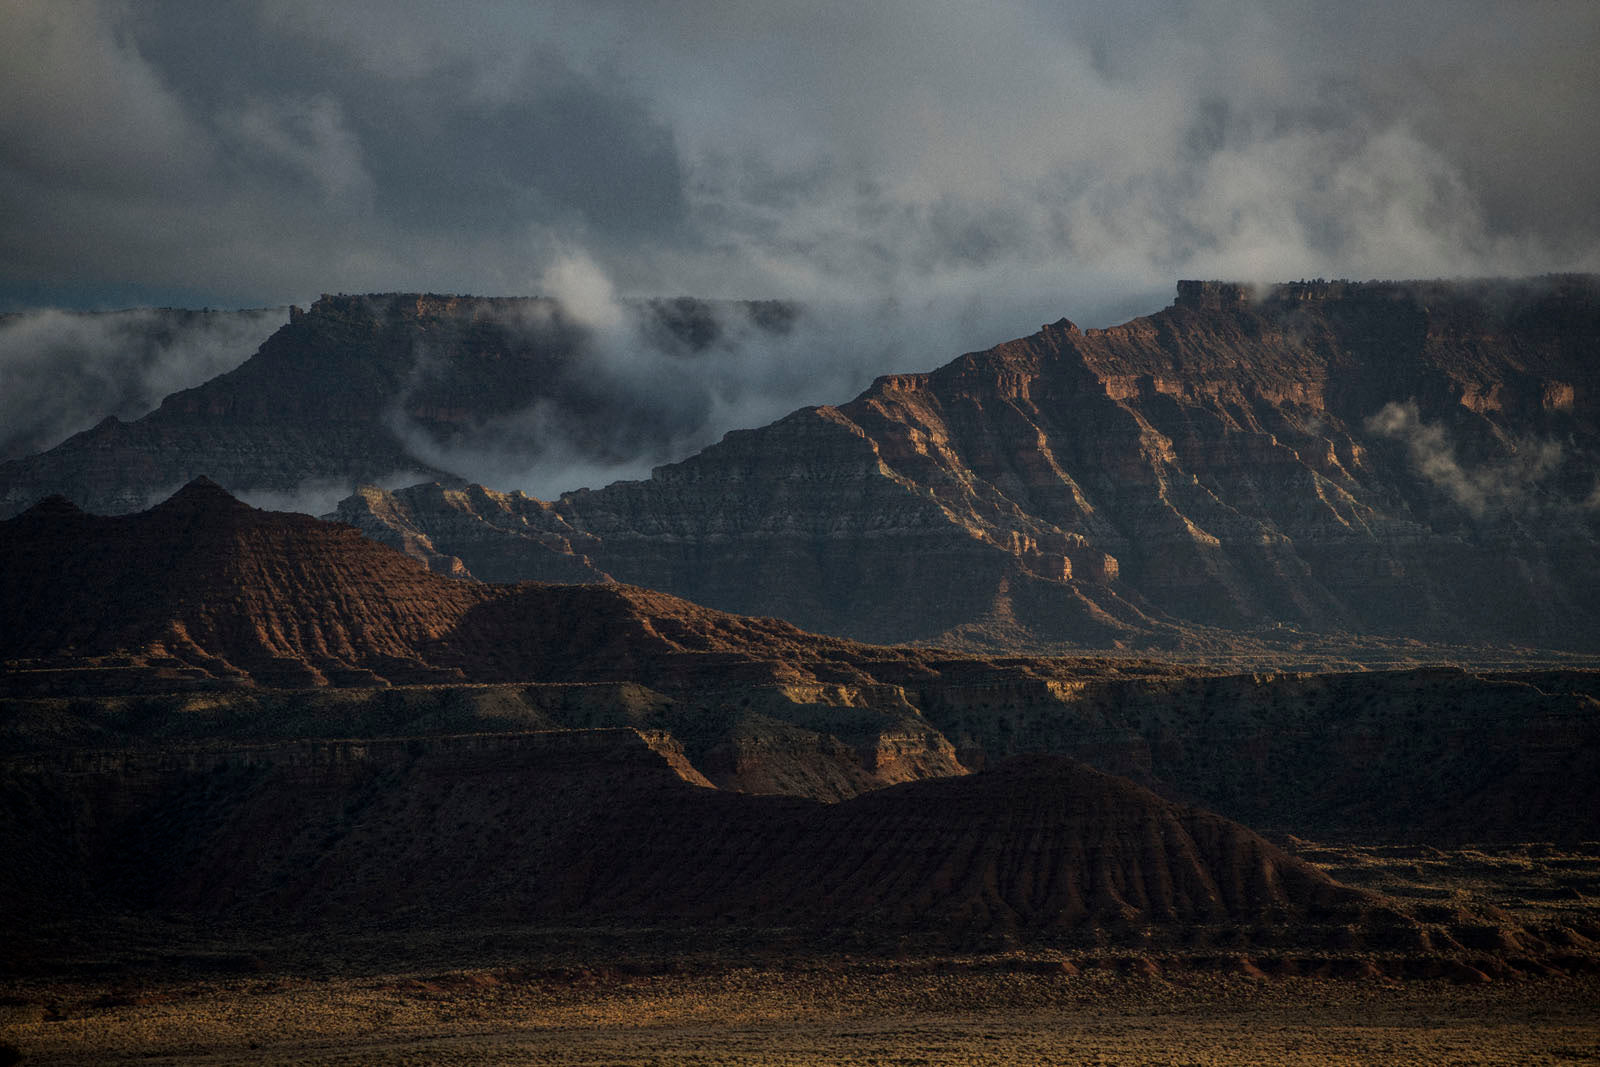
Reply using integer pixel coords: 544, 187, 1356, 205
0, 478, 489, 689
914, 667, 1600, 843
0, 293, 797, 517
342, 276, 1600, 650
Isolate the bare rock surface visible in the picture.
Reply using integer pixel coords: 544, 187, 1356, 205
0, 480, 979, 799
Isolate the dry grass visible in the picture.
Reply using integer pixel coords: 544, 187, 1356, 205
1290, 840, 1600, 929
5, 963, 1599, 1065
5, 840, 1598, 1064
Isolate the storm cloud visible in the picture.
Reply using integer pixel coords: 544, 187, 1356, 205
2, 0, 1594, 319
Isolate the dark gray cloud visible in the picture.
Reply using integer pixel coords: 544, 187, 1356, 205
3, 0, 1593, 319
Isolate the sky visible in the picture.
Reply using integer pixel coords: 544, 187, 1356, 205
2, 1, 1598, 496
3, 0, 1596, 318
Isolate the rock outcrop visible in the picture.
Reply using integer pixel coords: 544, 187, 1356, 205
575, 754, 1377, 934
0, 479, 979, 798
0, 477, 488, 689
913, 667, 1600, 843
341, 276, 1600, 651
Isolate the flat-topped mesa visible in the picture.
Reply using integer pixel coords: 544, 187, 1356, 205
1173, 280, 1252, 309
1175, 273, 1600, 323
1176, 278, 1417, 307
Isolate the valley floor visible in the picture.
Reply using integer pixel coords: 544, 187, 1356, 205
4, 964, 1599, 1066
4, 834, 1598, 1065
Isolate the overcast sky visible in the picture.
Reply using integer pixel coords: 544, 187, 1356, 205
3, 0, 1596, 323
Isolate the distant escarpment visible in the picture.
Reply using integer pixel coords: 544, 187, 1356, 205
340, 276, 1600, 651
0, 292, 798, 517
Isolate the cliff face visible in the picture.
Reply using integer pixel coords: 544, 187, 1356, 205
0, 478, 490, 689
912, 667, 1600, 843
343, 276, 1600, 650
0, 293, 797, 517
8, 278, 1596, 651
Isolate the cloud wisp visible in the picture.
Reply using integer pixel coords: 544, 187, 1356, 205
1365, 400, 1566, 519
382, 252, 981, 498
0, 306, 286, 460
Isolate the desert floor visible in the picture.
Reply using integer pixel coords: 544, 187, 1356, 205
4, 962, 1598, 1066
5, 841, 1598, 1065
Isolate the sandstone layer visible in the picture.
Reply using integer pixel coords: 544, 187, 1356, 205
0, 479, 976, 799
4, 480, 1597, 839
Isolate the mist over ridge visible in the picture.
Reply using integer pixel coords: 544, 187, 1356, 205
0, 306, 287, 461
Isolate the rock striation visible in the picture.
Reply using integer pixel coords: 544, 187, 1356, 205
0, 477, 487, 689
340, 276, 1600, 651
0, 479, 981, 798
574, 754, 1376, 934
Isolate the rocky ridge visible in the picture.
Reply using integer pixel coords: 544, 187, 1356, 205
0, 479, 984, 799
339, 276, 1600, 651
